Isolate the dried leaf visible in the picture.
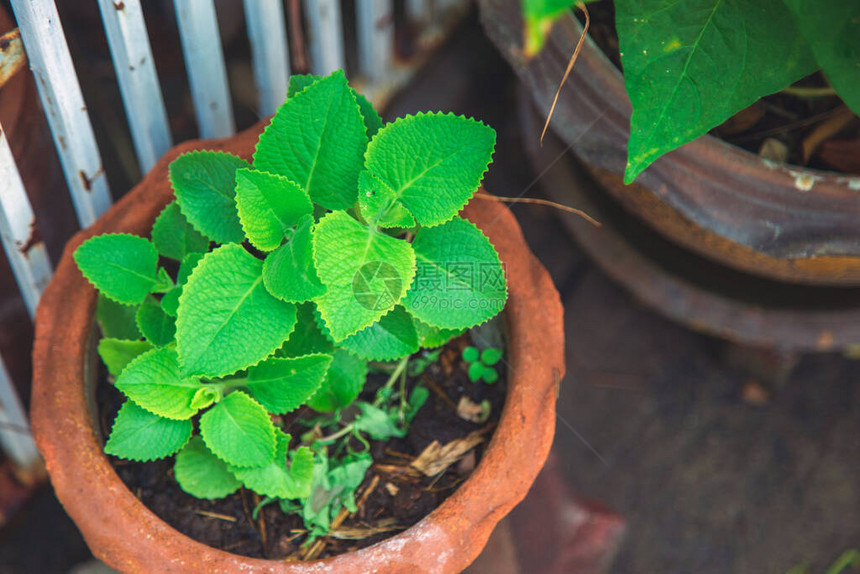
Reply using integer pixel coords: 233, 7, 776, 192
410, 429, 488, 477
801, 105, 857, 163
456, 396, 491, 424
0, 29, 25, 89
328, 519, 403, 540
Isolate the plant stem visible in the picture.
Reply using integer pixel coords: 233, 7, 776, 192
315, 423, 355, 444
781, 85, 838, 98
373, 356, 410, 408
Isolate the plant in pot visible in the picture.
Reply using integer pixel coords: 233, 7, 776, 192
480, 0, 860, 350
31, 70, 565, 572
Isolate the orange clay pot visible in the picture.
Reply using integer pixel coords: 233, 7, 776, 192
31, 121, 565, 573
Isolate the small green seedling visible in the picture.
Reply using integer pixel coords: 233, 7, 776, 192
463, 346, 503, 384
73, 70, 507, 536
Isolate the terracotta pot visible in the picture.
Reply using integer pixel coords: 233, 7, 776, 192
31, 121, 565, 573
479, 0, 860, 286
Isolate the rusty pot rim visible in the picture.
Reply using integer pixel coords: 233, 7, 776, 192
31, 122, 565, 573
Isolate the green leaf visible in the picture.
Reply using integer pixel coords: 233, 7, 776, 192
115, 347, 201, 420
199, 391, 276, 467
312, 211, 416, 341
168, 151, 249, 244
404, 217, 507, 329
287, 73, 382, 139
96, 295, 141, 340
151, 201, 209, 261
276, 303, 334, 357
306, 349, 367, 412
414, 319, 463, 349
468, 361, 484, 383
481, 348, 503, 366
406, 386, 429, 423
616, 0, 816, 183
246, 354, 333, 414
262, 215, 325, 303
161, 252, 204, 317
783, 0, 860, 115
235, 168, 314, 252
364, 112, 495, 227
190, 386, 221, 410
328, 454, 372, 513
357, 171, 416, 229
230, 432, 314, 499
105, 401, 192, 461
174, 436, 242, 499
482, 366, 499, 384
353, 402, 406, 441
135, 295, 176, 346
522, 0, 580, 57
254, 71, 367, 210
462, 346, 479, 363
151, 267, 174, 294
340, 306, 419, 361
176, 244, 298, 378
98, 338, 152, 377
74, 234, 159, 305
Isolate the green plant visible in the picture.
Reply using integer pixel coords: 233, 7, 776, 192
787, 549, 860, 574
522, 0, 860, 182
462, 345, 503, 383
73, 70, 506, 535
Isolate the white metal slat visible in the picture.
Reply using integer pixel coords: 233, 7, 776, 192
9, 0, 112, 228
97, 0, 172, 174
356, 0, 393, 83
0, 357, 39, 472
0, 126, 52, 318
243, 0, 290, 118
173, 0, 235, 139
0, 127, 46, 472
303, 0, 345, 76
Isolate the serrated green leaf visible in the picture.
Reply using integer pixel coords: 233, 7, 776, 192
364, 112, 495, 227
161, 252, 204, 317
176, 244, 298, 378
481, 348, 503, 366
174, 436, 242, 499
115, 347, 201, 420
151, 201, 210, 261
287, 73, 382, 139
306, 349, 367, 412
199, 391, 276, 467
468, 361, 484, 382
616, 0, 816, 183
169, 151, 249, 244
231, 432, 314, 499
357, 171, 416, 229
276, 304, 334, 358
96, 295, 141, 340
246, 354, 333, 414
105, 401, 192, 461
98, 338, 153, 377
254, 71, 367, 210
312, 211, 416, 341
414, 319, 463, 349
340, 306, 418, 361
404, 217, 506, 329
353, 402, 406, 441
235, 168, 314, 251
191, 386, 221, 410
262, 215, 326, 303
74, 234, 159, 305
783, 0, 860, 116
135, 295, 176, 346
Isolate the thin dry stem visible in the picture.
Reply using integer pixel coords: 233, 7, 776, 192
474, 194, 601, 227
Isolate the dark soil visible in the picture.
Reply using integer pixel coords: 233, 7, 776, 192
576, 0, 859, 172
96, 334, 506, 561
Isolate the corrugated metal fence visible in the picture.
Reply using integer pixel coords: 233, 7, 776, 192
0, 0, 468, 476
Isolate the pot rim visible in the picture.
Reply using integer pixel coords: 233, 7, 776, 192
31, 121, 565, 573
